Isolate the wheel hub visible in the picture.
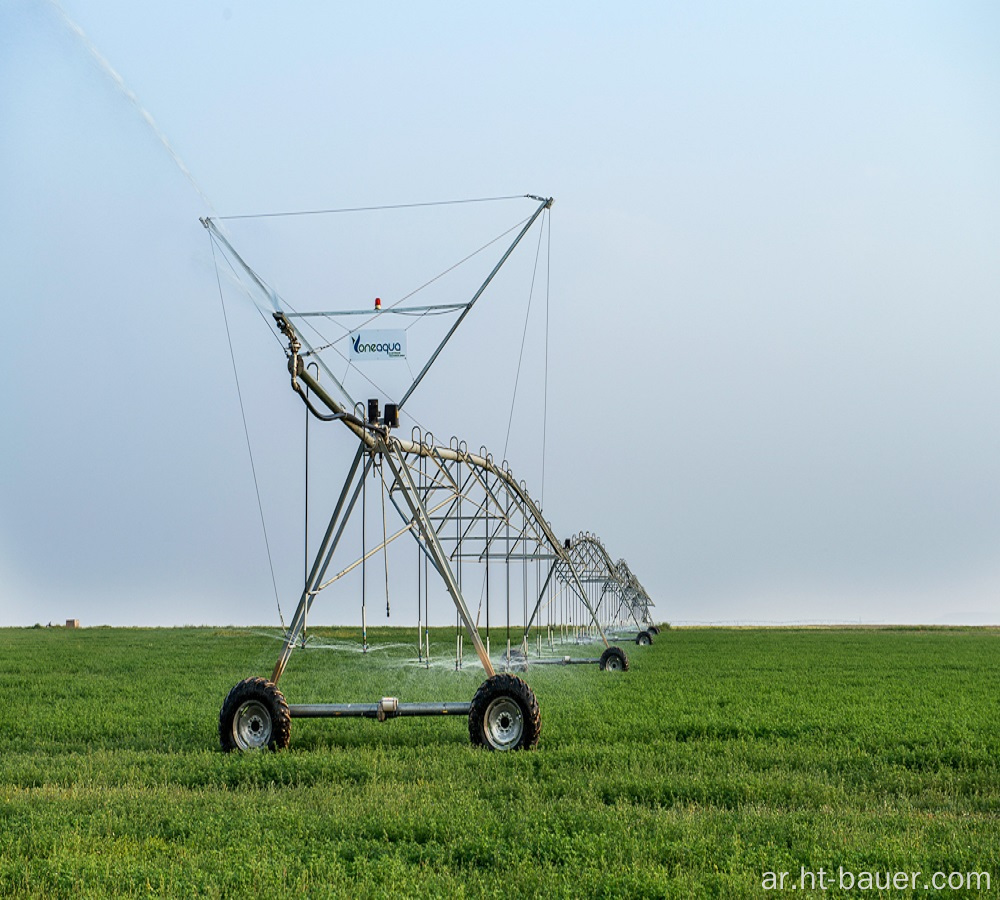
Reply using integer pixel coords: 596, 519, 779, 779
234, 700, 273, 750
484, 697, 524, 750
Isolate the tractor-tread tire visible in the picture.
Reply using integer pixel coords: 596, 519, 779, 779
599, 646, 630, 672
636, 631, 653, 646
219, 676, 291, 752
468, 673, 540, 751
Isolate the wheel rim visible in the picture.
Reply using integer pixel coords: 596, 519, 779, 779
484, 696, 524, 749
607, 656, 623, 671
233, 700, 273, 749
639, 634, 651, 645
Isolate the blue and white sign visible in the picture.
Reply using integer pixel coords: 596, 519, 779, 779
349, 329, 407, 361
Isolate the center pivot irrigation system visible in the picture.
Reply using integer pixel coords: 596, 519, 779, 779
202, 195, 658, 753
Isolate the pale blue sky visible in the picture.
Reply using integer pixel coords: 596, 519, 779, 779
1, 1, 998, 627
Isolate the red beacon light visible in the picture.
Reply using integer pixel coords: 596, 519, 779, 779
374, 297, 382, 311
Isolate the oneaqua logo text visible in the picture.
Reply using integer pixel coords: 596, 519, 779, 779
352, 335, 402, 355
349, 330, 406, 360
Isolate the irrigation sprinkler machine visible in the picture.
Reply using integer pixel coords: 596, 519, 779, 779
202, 195, 657, 753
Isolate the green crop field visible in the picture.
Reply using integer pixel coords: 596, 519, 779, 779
0, 626, 997, 898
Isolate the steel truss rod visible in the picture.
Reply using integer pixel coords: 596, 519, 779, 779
272, 444, 372, 683
381, 441, 495, 675
551, 534, 655, 635
613, 559, 655, 630
287, 303, 468, 318
287, 356, 612, 648
310, 490, 460, 595
398, 196, 552, 410
203, 218, 359, 410
524, 559, 559, 635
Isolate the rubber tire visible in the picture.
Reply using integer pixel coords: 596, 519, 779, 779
648, 625, 660, 636
468, 674, 541, 751
636, 631, 653, 646
599, 646, 630, 672
219, 677, 291, 752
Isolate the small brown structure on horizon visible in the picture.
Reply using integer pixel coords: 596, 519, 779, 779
66, 619, 80, 629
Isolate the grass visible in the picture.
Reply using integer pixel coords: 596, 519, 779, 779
0, 625, 997, 897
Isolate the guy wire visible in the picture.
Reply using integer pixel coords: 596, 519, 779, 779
209, 235, 286, 630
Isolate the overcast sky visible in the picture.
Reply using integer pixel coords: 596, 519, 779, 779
1, 1, 998, 628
